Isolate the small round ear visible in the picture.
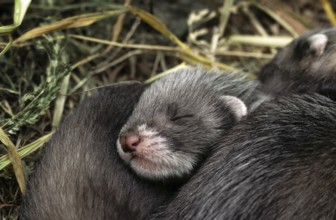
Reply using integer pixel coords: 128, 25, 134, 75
220, 95, 247, 121
308, 33, 328, 56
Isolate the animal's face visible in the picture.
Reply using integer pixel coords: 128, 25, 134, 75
116, 74, 246, 180
259, 28, 336, 95
286, 29, 336, 76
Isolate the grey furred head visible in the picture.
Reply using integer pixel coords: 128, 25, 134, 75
259, 28, 336, 99
117, 66, 258, 181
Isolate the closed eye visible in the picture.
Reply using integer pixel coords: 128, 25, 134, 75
170, 114, 194, 121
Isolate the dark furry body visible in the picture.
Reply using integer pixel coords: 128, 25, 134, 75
19, 83, 178, 220
152, 94, 336, 220
259, 29, 336, 100
19, 68, 262, 219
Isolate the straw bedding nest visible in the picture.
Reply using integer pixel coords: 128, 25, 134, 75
0, 0, 334, 218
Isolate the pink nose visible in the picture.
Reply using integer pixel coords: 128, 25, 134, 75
119, 134, 141, 153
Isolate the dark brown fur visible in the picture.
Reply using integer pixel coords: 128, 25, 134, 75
259, 28, 336, 100
152, 94, 336, 220
19, 83, 177, 220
